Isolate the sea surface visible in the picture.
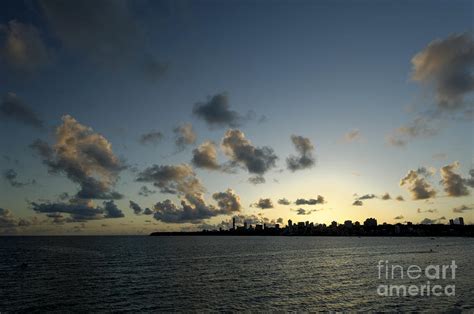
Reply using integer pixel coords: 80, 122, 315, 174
0, 236, 473, 312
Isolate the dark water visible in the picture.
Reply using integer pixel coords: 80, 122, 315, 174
0, 236, 473, 312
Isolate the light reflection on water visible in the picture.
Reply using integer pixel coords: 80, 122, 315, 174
0, 236, 472, 311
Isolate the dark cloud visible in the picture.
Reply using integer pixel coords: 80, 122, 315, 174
153, 190, 242, 224
411, 32, 474, 110
31, 199, 124, 222
3, 169, 35, 187
129, 200, 153, 215
193, 93, 242, 128
394, 215, 404, 220
136, 163, 204, 196
138, 185, 156, 197
191, 141, 220, 170
30, 115, 124, 200
381, 193, 391, 200
286, 135, 316, 171
174, 123, 196, 150
453, 205, 473, 213
0, 208, 18, 233
400, 168, 436, 200
351, 193, 376, 206
0, 21, 52, 72
277, 198, 291, 205
221, 129, 277, 177
295, 196, 325, 205
253, 198, 273, 209
0, 92, 44, 129
352, 200, 363, 206
440, 162, 471, 197
248, 175, 265, 185
420, 217, 446, 225
139, 130, 163, 145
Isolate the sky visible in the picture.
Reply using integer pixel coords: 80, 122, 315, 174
0, 0, 473, 235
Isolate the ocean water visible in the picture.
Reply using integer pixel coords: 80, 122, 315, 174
0, 236, 473, 312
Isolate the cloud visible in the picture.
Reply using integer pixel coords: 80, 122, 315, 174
386, 117, 440, 147
381, 193, 391, 200
440, 161, 471, 197
395, 195, 405, 201
0, 20, 52, 72
153, 190, 242, 224
452, 205, 473, 213
30, 115, 124, 200
420, 217, 446, 225
248, 175, 265, 185
31, 199, 124, 222
351, 193, 377, 206
191, 141, 220, 170
3, 169, 35, 187
0, 208, 19, 233
411, 32, 474, 110
400, 168, 436, 200
394, 215, 404, 220
253, 198, 274, 209
417, 208, 438, 214
277, 198, 291, 205
293, 208, 319, 215
295, 196, 325, 205
129, 200, 153, 215
0, 92, 44, 129
286, 135, 316, 171
136, 163, 204, 196
193, 93, 242, 128
139, 130, 163, 145
342, 129, 362, 143
138, 185, 156, 197
174, 123, 196, 150
212, 189, 242, 212
221, 129, 277, 177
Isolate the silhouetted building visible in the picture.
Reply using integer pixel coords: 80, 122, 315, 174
344, 220, 353, 228
450, 219, 455, 226
364, 218, 377, 227
331, 221, 337, 228
459, 217, 464, 226
232, 217, 236, 230
255, 224, 263, 231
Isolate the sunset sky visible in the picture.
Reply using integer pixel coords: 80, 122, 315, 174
0, 0, 473, 235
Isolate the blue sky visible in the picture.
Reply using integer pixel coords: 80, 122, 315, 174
0, 0, 473, 234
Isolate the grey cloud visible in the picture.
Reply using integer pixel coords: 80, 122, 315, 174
394, 215, 404, 220
453, 205, 473, 213
193, 93, 242, 128
0, 93, 44, 129
30, 115, 124, 200
417, 208, 438, 214
352, 200, 363, 206
396, 195, 405, 201
411, 32, 474, 110
387, 117, 440, 147
295, 196, 325, 205
420, 217, 446, 225
212, 189, 242, 212
440, 162, 471, 197
248, 175, 265, 185
381, 193, 391, 200
293, 208, 319, 215
191, 141, 220, 170
400, 168, 436, 200
174, 123, 196, 150
221, 129, 277, 177
342, 129, 361, 143
253, 198, 273, 209
136, 163, 204, 196
277, 198, 291, 205
31, 199, 124, 222
286, 135, 316, 171
129, 200, 153, 215
138, 185, 156, 197
139, 130, 163, 145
